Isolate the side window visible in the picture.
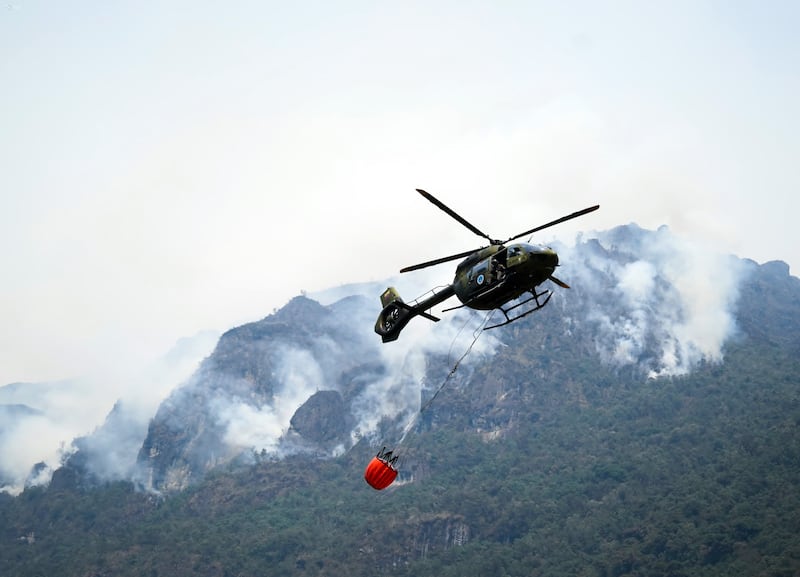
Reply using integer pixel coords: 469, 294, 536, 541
471, 261, 489, 286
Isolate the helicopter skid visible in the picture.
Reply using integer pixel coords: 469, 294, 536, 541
484, 288, 552, 330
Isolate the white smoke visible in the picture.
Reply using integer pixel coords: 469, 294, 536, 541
0, 331, 218, 494
217, 346, 324, 454
0, 379, 102, 494
0, 412, 76, 495
559, 225, 744, 377
343, 273, 503, 445
610, 260, 658, 364
202, 272, 504, 464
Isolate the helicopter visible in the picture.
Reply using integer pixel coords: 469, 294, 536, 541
374, 189, 599, 343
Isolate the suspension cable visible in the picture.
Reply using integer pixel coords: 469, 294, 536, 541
396, 310, 496, 445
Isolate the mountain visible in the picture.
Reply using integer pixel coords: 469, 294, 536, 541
135, 295, 381, 491
0, 403, 42, 426
46, 223, 793, 495
125, 223, 776, 493
2, 223, 799, 576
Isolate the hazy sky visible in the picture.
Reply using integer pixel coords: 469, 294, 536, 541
2, 0, 798, 386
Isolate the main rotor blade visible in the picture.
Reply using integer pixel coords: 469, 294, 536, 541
416, 189, 495, 243
400, 247, 483, 273
505, 204, 600, 243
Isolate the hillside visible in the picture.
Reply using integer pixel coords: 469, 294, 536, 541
126, 224, 765, 493
1, 224, 799, 576
1, 342, 798, 576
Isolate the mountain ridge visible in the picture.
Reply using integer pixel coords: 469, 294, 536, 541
123, 224, 798, 492
3, 223, 798, 495
2, 223, 800, 576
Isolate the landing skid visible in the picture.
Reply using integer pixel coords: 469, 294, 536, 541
440, 287, 553, 328
484, 288, 552, 330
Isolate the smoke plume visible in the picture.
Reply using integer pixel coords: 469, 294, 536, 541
0, 331, 217, 494
558, 224, 744, 377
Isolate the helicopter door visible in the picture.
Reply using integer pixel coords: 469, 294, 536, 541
491, 248, 508, 281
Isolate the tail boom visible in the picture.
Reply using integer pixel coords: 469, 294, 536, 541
374, 285, 455, 343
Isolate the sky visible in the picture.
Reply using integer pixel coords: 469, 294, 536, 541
2, 0, 799, 389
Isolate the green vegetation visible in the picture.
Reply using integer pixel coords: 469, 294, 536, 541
2, 341, 799, 576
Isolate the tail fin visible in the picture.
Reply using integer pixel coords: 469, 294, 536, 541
380, 287, 402, 309
374, 287, 440, 343
374, 287, 411, 343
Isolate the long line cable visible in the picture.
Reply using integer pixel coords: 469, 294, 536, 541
395, 309, 496, 446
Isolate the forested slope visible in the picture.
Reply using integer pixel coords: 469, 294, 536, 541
2, 340, 798, 577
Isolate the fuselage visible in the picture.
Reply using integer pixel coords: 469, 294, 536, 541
452, 243, 558, 310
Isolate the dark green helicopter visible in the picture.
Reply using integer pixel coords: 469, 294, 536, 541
375, 189, 599, 343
